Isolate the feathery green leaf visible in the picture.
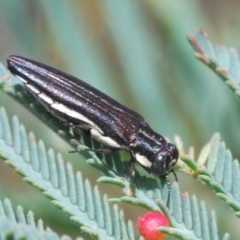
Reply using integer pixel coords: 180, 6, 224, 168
188, 29, 240, 99
181, 132, 240, 217
0, 105, 139, 239
0, 198, 72, 239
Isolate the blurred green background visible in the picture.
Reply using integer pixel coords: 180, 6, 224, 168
0, 0, 240, 238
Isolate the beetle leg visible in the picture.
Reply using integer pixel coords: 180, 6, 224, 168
128, 157, 140, 189
128, 158, 136, 177
88, 148, 113, 154
69, 148, 113, 154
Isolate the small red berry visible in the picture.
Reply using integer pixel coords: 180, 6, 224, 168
138, 212, 169, 240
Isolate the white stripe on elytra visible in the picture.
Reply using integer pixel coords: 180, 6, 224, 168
90, 128, 121, 148
135, 153, 152, 168
38, 93, 54, 104
15, 75, 28, 84
25, 84, 40, 94
15, 75, 104, 138
51, 102, 103, 134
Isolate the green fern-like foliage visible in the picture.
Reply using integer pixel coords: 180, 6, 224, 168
180, 133, 240, 217
187, 29, 240, 215
0, 198, 75, 240
0, 57, 236, 239
188, 29, 240, 99
0, 106, 139, 240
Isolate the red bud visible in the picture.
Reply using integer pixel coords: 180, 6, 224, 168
138, 212, 169, 240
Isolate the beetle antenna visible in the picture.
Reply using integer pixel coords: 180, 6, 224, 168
165, 174, 171, 207
172, 170, 178, 182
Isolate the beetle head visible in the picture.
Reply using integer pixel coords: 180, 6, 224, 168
151, 143, 179, 177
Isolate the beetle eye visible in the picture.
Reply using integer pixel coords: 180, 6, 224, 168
169, 158, 177, 167
172, 149, 179, 162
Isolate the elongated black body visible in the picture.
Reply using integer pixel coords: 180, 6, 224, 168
7, 56, 178, 179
